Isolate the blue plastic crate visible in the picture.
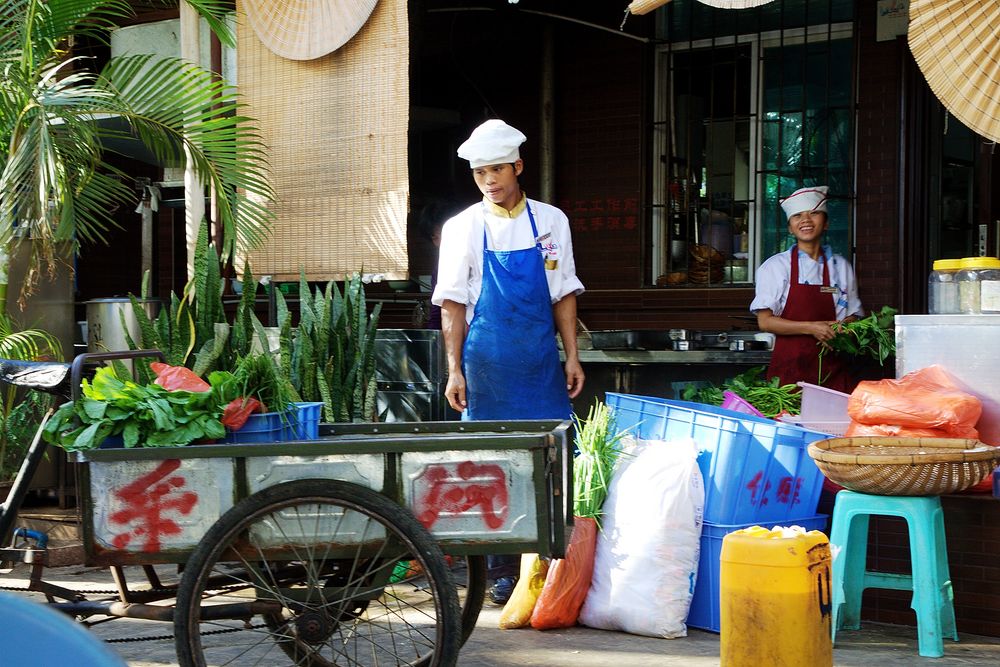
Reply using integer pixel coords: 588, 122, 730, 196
606, 392, 830, 524
687, 515, 829, 633
280, 402, 324, 441
99, 435, 124, 449
223, 410, 284, 444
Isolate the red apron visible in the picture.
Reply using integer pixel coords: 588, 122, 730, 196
766, 247, 852, 392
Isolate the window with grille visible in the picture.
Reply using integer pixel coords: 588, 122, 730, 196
651, 0, 855, 287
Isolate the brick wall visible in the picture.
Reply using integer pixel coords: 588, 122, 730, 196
853, 0, 903, 312
553, 22, 644, 293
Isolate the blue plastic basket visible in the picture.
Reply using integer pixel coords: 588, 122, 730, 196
280, 402, 325, 441
99, 435, 124, 449
687, 514, 829, 633
223, 410, 284, 444
605, 392, 830, 524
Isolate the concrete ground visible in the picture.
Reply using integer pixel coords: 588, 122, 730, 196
3, 563, 1000, 666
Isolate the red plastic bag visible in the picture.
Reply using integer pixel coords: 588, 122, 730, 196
150, 362, 210, 392
847, 365, 982, 437
529, 516, 598, 630
222, 398, 263, 431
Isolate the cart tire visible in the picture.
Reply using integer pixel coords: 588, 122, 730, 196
174, 479, 461, 667
457, 556, 486, 646
409, 553, 486, 667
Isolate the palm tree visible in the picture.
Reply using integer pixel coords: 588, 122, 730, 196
0, 0, 275, 314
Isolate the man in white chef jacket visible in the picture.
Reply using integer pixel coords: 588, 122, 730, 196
432, 119, 585, 603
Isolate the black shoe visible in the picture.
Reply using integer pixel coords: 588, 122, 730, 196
487, 576, 517, 605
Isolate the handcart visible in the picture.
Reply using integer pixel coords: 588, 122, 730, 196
0, 352, 573, 666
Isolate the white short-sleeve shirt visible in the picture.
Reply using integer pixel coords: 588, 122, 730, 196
750, 246, 863, 321
431, 198, 585, 325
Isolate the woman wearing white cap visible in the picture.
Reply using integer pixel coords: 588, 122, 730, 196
750, 186, 864, 392
432, 119, 585, 603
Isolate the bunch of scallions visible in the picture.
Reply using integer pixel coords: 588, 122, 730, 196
572, 400, 627, 525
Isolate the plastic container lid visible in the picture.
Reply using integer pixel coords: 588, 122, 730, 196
932, 259, 962, 271
796, 381, 850, 422
959, 257, 1000, 270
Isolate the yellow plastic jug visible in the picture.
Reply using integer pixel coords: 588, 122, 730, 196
720, 525, 832, 667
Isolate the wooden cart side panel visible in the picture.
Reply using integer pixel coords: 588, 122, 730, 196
86, 458, 235, 558
400, 449, 538, 546
245, 454, 386, 495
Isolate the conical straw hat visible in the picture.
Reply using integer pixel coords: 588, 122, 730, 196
909, 0, 1000, 142
628, 0, 672, 15
242, 0, 379, 61
628, 0, 773, 15
697, 1, 775, 7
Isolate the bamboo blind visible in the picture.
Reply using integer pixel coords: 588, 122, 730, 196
236, 0, 409, 282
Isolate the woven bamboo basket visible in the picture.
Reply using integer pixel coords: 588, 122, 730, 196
807, 437, 1000, 496
688, 243, 725, 284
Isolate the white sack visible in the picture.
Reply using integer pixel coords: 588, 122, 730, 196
578, 436, 704, 638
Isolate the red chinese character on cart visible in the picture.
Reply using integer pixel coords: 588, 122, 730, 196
416, 461, 509, 530
109, 460, 199, 552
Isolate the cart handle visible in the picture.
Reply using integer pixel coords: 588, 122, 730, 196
70, 350, 166, 402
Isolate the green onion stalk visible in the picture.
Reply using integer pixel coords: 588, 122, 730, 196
572, 400, 627, 527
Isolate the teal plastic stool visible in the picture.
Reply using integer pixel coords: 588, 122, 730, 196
830, 491, 958, 658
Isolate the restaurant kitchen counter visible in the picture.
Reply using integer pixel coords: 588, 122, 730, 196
574, 349, 771, 365
565, 345, 771, 413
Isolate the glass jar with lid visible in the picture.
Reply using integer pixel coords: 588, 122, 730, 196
957, 257, 1000, 314
979, 258, 1000, 313
928, 259, 962, 314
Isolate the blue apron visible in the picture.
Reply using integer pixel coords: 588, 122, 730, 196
462, 203, 571, 421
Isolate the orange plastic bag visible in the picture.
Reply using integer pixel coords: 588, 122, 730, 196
498, 554, 549, 629
847, 365, 982, 437
530, 516, 597, 630
844, 421, 979, 440
150, 362, 210, 392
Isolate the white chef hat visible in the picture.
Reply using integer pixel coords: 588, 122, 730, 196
780, 185, 829, 219
457, 119, 527, 168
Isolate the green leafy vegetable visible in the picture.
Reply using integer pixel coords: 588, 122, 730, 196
818, 306, 897, 383
681, 366, 801, 418
573, 400, 626, 525
43, 367, 229, 451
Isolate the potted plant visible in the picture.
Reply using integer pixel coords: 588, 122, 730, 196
278, 273, 381, 423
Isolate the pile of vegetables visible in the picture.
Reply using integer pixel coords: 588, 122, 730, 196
818, 306, 897, 383
43, 351, 299, 452
43, 366, 229, 451
573, 400, 626, 524
682, 366, 801, 418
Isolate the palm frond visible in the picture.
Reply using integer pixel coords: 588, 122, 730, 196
0, 315, 62, 361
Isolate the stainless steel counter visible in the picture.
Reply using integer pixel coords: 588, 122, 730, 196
575, 349, 771, 365
896, 314, 1000, 445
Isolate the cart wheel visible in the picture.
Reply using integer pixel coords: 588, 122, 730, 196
456, 555, 486, 646
174, 479, 461, 667
405, 554, 485, 666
